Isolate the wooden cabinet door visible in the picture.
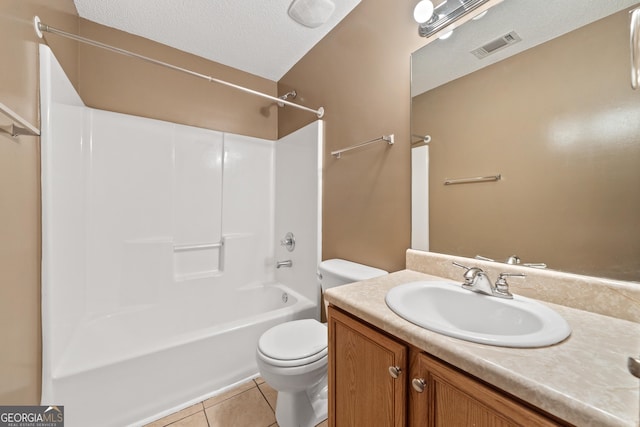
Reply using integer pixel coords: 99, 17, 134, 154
409, 352, 564, 427
328, 307, 407, 427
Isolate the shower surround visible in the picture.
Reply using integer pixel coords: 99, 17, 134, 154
39, 46, 322, 426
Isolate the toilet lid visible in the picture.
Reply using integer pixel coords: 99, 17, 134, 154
258, 319, 327, 361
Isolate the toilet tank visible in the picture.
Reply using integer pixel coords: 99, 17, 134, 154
318, 259, 388, 292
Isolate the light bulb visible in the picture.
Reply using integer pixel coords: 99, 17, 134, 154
413, 0, 434, 24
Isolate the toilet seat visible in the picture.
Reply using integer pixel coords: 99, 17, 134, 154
258, 319, 328, 367
257, 347, 328, 368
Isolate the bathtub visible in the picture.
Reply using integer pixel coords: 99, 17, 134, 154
40, 47, 323, 426
42, 283, 316, 427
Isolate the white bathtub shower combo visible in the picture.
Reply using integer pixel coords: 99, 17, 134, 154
39, 46, 323, 426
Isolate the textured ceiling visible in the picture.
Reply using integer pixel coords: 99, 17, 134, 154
73, 0, 361, 81
412, 0, 640, 96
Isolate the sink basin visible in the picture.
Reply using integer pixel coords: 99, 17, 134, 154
385, 281, 571, 347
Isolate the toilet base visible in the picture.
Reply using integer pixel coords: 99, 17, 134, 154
275, 378, 328, 427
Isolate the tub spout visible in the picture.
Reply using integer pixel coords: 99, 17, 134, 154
276, 260, 293, 268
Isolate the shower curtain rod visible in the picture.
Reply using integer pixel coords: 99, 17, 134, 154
33, 16, 325, 118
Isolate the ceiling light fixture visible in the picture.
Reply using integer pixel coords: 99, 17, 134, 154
288, 0, 336, 28
416, 0, 493, 38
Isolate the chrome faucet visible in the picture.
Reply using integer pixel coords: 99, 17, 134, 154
452, 262, 525, 299
476, 254, 547, 269
454, 262, 494, 295
505, 255, 521, 265
276, 260, 293, 269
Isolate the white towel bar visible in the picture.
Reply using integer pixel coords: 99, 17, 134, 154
0, 101, 40, 138
174, 241, 224, 252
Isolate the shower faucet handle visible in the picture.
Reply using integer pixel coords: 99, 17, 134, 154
280, 232, 296, 252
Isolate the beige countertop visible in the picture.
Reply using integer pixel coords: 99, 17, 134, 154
324, 269, 640, 427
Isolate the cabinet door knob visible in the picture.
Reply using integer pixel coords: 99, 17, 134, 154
630, 356, 640, 378
388, 366, 402, 379
412, 378, 426, 393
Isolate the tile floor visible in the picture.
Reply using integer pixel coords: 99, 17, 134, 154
144, 377, 328, 427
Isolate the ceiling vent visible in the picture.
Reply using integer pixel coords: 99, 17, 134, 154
471, 31, 522, 59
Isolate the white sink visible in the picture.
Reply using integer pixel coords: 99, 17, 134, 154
385, 281, 571, 348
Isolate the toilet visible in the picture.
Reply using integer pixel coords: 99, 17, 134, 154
256, 259, 388, 427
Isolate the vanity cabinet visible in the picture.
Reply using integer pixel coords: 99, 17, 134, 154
409, 351, 564, 426
328, 307, 406, 427
328, 306, 567, 427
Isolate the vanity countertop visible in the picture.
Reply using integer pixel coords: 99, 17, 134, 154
324, 269, 640, 427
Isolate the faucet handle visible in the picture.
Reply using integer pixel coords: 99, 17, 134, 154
494, 272, 526, 299
522, 263, 547, 269
280, 232, 295, 252
452, 261, 473, 271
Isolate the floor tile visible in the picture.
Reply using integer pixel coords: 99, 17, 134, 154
203, 380, 256, 408
254, 376, 265, 385
170, 411, 209, 427
205, 387, 276, 427
258, 382, 277, 411
144, 403, 204, 427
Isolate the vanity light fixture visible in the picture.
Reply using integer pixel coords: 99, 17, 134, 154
416, 0, 493, 38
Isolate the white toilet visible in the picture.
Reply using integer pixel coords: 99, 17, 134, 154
256, 259, 388, 427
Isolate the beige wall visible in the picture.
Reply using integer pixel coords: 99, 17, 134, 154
0, 0, 78, 405
412, 9, 640, 281
77, 19, 278, 139
278, 0, 425, 273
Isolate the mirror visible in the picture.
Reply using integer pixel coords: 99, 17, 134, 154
411, 0, 640, 282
